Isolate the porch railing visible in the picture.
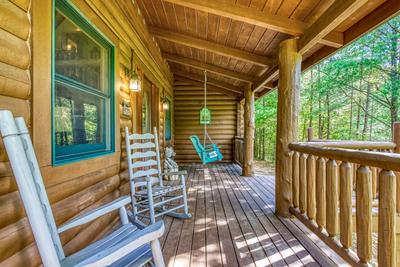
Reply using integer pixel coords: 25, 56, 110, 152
234, 136, 244, 166
288, 140, 399, 266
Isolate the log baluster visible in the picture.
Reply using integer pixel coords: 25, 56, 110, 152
339, 162, 353, 249
393, 122, 400, 212
299, 153, 307, 214
316, 157, 326, 229
307, 154, 316, 220
356, 166, 372, 264
292, 151, 299, 208
378, 170, 396, 267
326, 159, 339, 237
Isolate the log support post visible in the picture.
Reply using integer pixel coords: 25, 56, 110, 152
275, 38, 301, 217
243, 84, 255, 176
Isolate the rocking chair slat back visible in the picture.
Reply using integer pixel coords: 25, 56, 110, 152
131, 151, 157, 159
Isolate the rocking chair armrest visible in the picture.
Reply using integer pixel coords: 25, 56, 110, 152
78, 221, 165, 266
160, 170, 187, 177
58, 196, 131, 233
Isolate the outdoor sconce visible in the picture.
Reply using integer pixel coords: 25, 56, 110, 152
129, 70, 139, 92
161, 89, 169, 110
129, 49, 140, 92
162, 100, 169, 110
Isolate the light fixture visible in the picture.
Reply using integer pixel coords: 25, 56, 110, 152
162, 100, 169, 110
161, 89, 169, 110
129, 49, 140, 92
129, 70, 139, 91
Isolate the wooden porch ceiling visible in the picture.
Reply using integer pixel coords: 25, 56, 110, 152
136, 0, 400, 98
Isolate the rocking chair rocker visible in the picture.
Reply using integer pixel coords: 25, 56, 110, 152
0, 110, 165, 267
125, 126, 191, 224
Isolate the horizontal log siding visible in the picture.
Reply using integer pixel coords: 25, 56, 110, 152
0, 0, 171, 266
173, 86, 237, 163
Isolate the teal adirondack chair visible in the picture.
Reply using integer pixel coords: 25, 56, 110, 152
189, 135, 223, 164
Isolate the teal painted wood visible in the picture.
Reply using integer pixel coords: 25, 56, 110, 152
0, 111, 165, 267
189, 135, 223, 164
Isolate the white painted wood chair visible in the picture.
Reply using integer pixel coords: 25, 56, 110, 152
0, 110, 165, 267
125, 127, 191, 224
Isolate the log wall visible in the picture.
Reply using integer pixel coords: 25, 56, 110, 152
173, 86, 237, 163
0, 0, 172, 266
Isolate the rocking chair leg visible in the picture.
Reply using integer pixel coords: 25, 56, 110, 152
181, 175, 190, 216
147, 179, 156, 224
151, 239, 165, 267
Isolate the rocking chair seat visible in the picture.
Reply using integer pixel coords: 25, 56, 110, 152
61, 221, 163, 267
135, 185, 183, 197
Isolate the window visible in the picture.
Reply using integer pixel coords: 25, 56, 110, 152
165, 98, 172, 141
142, 79, 152, 133
53, 0, 114, 164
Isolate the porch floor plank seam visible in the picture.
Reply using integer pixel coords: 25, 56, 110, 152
157, 163, 345, 267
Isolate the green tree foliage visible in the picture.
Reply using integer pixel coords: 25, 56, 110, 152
255, 16, 399, 163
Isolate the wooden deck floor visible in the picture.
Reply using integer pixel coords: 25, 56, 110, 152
159, 163, 346, 267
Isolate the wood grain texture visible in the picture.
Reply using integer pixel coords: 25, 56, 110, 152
339, 162, 352, 249
356, 166, 372, 264
243, 85, 254, 176
326, 159, 339, 237
275, 38, 301, 217
316, 157, 326, 229
378, 170, 396, 267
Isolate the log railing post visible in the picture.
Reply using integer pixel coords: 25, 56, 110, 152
393, 122, 400, 212
243, 84, 254, 176
339, 162, 353, 249
326, 159, 339, 237
292, 152, 300, 208
356, 166, 372, 264
299, 153, 307, 214
307, 155, 316, 220
378, 170, 396, 267
316, 157, 326, 229
275, 38, 301, 217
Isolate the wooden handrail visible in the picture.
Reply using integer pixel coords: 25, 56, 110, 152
305, 140, 395, 150
289, 143, 400, 171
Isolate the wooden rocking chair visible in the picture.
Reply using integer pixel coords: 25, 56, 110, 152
0, 110, 165, 267
125, 127, 191, 224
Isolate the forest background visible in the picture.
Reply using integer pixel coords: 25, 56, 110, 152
254, 15, 399, 164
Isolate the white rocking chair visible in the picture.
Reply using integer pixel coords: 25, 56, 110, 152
0, 110, 165, 267
125, 127, 191, 224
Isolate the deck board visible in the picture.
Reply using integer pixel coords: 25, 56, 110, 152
160, 163, 345, 267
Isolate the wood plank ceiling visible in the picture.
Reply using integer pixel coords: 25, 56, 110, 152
135, 0, 399, 98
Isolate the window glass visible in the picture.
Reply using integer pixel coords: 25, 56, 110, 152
142, 79, 152, 133
53, 1, 114, 164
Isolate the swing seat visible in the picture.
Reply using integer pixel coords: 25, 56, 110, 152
189, 135, 223, 164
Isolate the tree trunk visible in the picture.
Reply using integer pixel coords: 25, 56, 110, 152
275, 38, 301, 217
349, 85, 354, 139
362, 83, 371, 139
326, 90, 331, 139
243, 85, 255, 176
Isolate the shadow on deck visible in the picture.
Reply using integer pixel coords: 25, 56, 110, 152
160, 163, 345, 267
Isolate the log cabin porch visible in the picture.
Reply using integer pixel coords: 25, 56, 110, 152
0, 0, 400, 266
160, 163, 346, 267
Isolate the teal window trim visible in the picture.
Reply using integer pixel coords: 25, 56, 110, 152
165, 98, 172, 141
52, 0, 115, 166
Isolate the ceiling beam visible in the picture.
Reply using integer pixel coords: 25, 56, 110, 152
174, 76, 242, 97
149, 27, 275, 67
253, 66, 279, 93
163, 53, 254, 83
173, 69, 244, 94
162, 0, 343, 48
298, 0, 369, 54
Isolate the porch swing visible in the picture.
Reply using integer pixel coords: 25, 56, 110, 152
189, 70, 223, 164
